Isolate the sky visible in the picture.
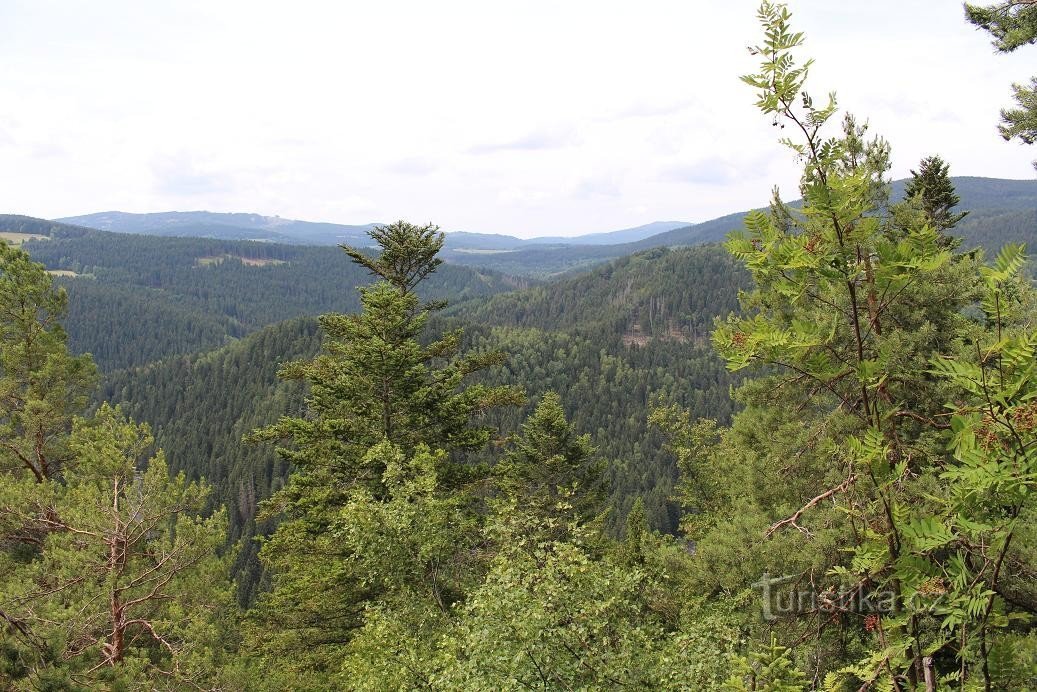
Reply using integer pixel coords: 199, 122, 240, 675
0, 0, 1034, 238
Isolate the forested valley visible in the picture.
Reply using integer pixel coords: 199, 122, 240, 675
5, 2, 1037, 689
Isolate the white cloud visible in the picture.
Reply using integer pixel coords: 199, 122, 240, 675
659, 158, 742, 186
150, 152, 234, 197
385, 158, 439, 176
469, 125, 581, 154
0, 0, 1031, 237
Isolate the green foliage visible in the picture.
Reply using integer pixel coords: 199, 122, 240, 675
435, 507, 741, 691
101, 318, 318, 605
439, 520, 662, 689
723, 634, 807, 691
0, 405, 235, 689
676, 3, 1037, 687
342, 220, 445, 293
325, 441, 480, 689
904, 155, 969, 237
245, 222, 521, 677
3, 5, 1034, 687
1001, 76, 1037, 148
966, 1, 1037, 52
0, 243, 237, 690
650, 406, 726, 538
0, 243, 96, 483
966, 1, 1037, 163
494, 391, 605, 534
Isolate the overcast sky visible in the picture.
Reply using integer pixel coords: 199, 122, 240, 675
0, 0, 1033, 237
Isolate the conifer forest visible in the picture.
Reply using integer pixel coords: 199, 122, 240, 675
3, 2, 1037, 689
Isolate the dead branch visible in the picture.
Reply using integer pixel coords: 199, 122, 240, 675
766, 474, 858, 538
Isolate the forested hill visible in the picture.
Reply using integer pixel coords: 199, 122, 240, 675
459, 245, 743, 343
100, 244, 748, 601
57, 210, 380, 245
52, 178, 1037, 279
439, 176, 1037, 276
0, 214, 95, 237
10, 174, 1034, 599
7, 221, 525, 371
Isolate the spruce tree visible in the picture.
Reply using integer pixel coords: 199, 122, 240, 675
494, 391, 604, 534
247, 221, 521, 679
903, 154, 969, 234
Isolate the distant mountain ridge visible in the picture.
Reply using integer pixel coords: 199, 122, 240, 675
530, 221, 692, 245
439, 176, 1037, 276
51, 175, 1037, 277
56, 211, 380, 245
57, 211, 693, 249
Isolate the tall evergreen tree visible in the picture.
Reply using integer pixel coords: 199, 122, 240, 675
0, 242, 96, 485
903, 154, 969, 235
246, 221, 521, 681
494, 391, 604, 535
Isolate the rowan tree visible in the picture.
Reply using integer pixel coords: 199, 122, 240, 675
670, 3, 1036, 687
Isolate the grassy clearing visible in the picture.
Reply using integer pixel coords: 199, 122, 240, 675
195, 254, 287, 268
0, 232, 50, 246
46, 269, 91, 278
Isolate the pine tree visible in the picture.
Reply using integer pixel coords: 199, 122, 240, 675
0, 245, 236, 689
966, 1, 1037, 163
1, 405, 234, 688
0, 242, 96, 484
0, 243, 100, 684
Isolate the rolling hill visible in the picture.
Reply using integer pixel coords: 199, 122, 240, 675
1, 217, 526, 371
58, 210, 693, 250
98, 243, 747, 601
440, 176, 1037, 276
57, 210, 380, 245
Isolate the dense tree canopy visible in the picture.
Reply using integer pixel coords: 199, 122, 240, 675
3, 3, 1037, 689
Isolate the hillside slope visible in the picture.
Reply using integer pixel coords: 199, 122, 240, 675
99, 244, 748, 600
11, 220, 525, 370
441, 176, 1037, 277
57, 210, 379, 245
